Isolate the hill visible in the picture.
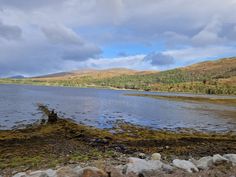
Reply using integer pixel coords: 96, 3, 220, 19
0, 57, 235, 95
35, 68, 156, 80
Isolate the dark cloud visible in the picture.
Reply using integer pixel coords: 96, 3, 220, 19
144, 53, 175, 66
0, 0, 66, 10
41, 25, 83, 45
0, 0, 236, 76
62, 44, 102, 61
0, 21, 22, 40
41, 25, 102, 61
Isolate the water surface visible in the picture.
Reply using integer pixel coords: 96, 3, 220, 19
0, 84, 235, 132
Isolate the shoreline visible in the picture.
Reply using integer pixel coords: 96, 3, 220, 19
1, 113, 236, 176
0, 82, 236, 97
1, 83, 236, 99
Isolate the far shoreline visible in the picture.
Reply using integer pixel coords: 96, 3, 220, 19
1, 82, 236, 98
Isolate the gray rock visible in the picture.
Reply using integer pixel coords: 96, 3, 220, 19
223, 154, 236, 165
72, 166, 82, 174
12, 172, 27, 177
28, 171, 49, 177
162, 163, 174, 173
194, 156, 213, 170
44, 169, 56, 177
151, 153, 161, 160
125, 157, 163, 174
213, 154, 228, 165
173, 159, 199, 173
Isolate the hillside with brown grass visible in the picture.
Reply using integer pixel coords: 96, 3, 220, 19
1, 57, 235, 95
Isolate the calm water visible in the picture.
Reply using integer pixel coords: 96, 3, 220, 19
0, 84, 236, 132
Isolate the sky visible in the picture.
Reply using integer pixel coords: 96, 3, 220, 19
0, 0, 236, 77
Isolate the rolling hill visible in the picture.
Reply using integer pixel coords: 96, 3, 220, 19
0, 57, 235, 95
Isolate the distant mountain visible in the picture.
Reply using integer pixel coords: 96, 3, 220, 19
35, 68, 158, 80
8, 75, 25, 79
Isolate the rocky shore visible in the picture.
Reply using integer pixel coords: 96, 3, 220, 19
1, 106, 236, 177
10, 153, 236, 177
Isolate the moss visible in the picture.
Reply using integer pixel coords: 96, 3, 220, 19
0, 118, 236, 175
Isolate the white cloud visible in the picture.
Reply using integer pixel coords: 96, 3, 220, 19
0, 0, 236, 76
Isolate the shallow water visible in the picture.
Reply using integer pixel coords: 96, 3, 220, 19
0, 84, 235, 132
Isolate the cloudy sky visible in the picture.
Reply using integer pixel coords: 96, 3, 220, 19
0, 0, 236, 77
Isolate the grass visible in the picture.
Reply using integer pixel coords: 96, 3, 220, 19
0, 57, 236, 95
125, 93, 236, 106
1, 117, 236, 173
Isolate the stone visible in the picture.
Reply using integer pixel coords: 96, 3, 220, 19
73, 165, 82, 174
151, 153, 161, 160
28, 171, 49, 177
44, 169, 56, 177
77, 167, 107, 177
125, 157, 163, 174
56, 166, 78, 177
213, 154, 228, 165
224, 154, 236, 165
162, 163, 174, 173
12, 172, 27, 177
105, 166, 125, 177
173, 159, 199, 173
194, 156, 213, 170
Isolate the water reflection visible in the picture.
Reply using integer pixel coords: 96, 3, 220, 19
0, 84, 235, 132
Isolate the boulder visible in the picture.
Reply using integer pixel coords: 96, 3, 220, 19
223, 154, 236, 165
56, 166, 78, 177
77, 167, 107, 177
72, 166, 82, 174
125, 157, 163, 174
212, 154, 228, 165
162, 164, 174, 173
194, 156, 213, 170
151, 153, 161, 161
105, 166, 125, 177
28, 171, 49, 177
173, 159, 198, 173
12, 172, 27, 177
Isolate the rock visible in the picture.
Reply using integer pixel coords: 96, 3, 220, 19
194, 156, 213, 170
12, 172, 27, 177
162, 164, 174, 173
56, 166, 78, 177
213, 154, 228, 165
28, 171, 49, 177
125, 157, 163, 174
44, 169, 56, 177
73, 165, 82, 173
173, 159, 199, 173
151, 153, 161, 160
105, 166, 125, 177
77, 167, 107, 177
223, 154, 236, 165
